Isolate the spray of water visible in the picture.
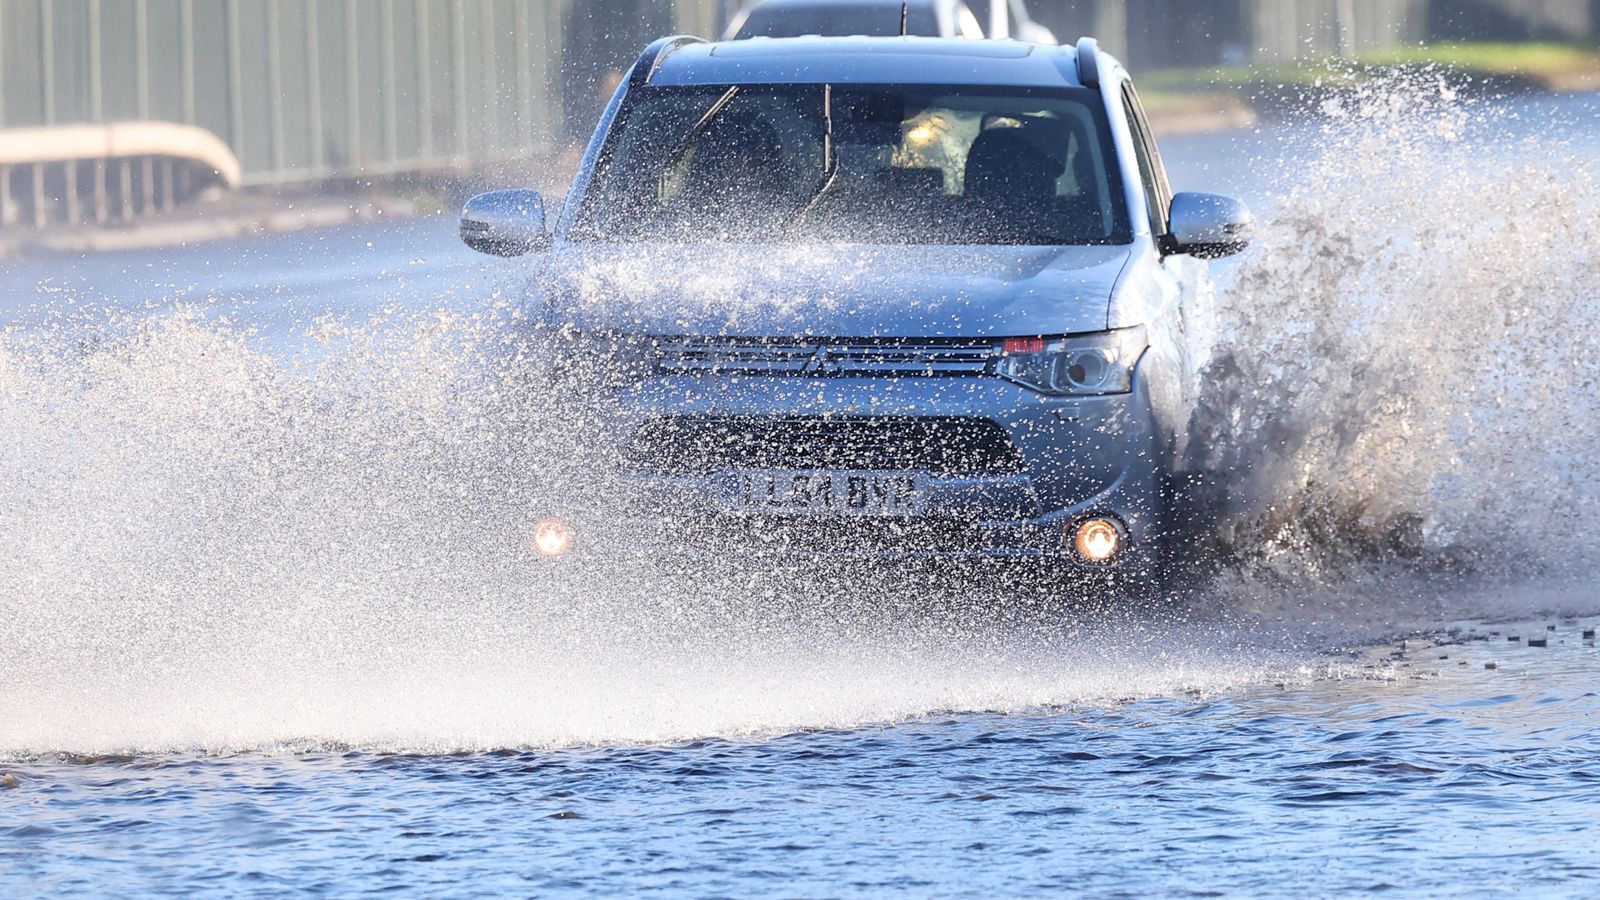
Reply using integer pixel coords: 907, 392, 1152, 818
1189, 72, 1600, 600
1, 73, 1596, 756
1, 301, 1294, 756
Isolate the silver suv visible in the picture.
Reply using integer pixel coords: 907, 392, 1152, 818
461, 36, 1252, 579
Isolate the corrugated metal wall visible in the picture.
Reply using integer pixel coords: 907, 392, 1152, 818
1428, 0, 1597, 41
1032, 0, 1507, 70
1245, 0, 1429, 61
0, 0, 720, 187
4, 0, 1589, 189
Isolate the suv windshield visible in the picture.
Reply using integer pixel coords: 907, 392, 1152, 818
573, 84, 1130, 246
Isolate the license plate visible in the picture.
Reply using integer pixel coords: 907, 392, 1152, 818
728, 470, 927, 517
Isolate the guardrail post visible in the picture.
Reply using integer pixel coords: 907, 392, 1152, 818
119, 159, 134, 221
160, 158, 175, 211
94, 160, 109, 223
64, 160, 80, 224
142, 157, 156, 214
31, 163, 47, 228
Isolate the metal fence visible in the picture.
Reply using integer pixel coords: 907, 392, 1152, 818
3, 0, 1592, 191
1033, 0, 1427, 69
1, 0, 588, 187
1033, 0, 1595, 71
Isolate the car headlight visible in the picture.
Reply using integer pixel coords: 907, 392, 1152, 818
992, 326, 1147, 396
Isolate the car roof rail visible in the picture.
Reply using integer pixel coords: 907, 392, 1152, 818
1074, 36, 1100, 88
630, 34, 707, 88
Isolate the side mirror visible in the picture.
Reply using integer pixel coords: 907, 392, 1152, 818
460, 189, 549, 257
1166, 192, 1253, 259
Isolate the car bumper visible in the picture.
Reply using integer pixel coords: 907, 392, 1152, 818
582, 370, 1166, 566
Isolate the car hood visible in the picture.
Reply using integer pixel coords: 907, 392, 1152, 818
542, 243, 1130, 338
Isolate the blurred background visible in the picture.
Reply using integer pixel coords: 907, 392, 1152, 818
0, 0, 1595, 240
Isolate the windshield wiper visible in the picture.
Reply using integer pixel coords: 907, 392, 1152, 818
788, 84, 839, 229
660, 85, 742, 175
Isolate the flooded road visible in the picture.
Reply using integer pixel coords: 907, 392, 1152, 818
6, 619, 1598, 896
3, 85, 1599, 896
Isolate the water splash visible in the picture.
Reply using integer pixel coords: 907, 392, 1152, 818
2, 76, 1598, 756
1187, 72, 1600, 589
0, 304, 1297, 756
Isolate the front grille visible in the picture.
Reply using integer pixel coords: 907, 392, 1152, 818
623, 415, 1025, 477
650, 337, 996, 377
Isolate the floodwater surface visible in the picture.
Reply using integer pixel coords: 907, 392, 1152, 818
6, 620, 1599, 896
2, 83, 1599, 897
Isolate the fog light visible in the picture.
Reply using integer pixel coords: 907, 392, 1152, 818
1071, 518, 1122, 563
532, 518, 574, 558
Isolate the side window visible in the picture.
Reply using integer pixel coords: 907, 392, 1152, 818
1120, 82, 1173, 238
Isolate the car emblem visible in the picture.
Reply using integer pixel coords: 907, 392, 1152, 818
802, 345, 840, 375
